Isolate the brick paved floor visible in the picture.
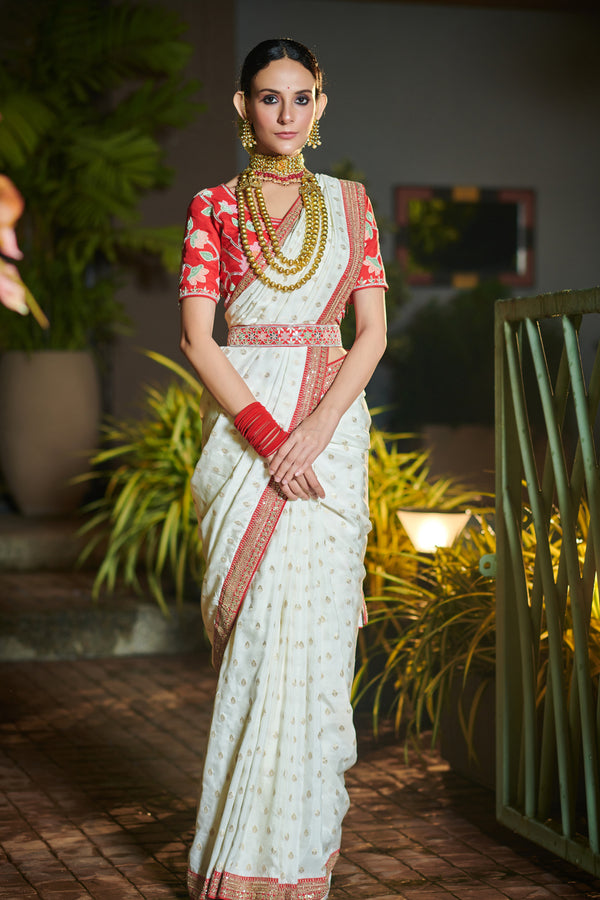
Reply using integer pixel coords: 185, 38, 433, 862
2, 655, 600, 899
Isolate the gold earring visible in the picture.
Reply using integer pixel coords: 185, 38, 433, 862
239, 118, 256, 151
306, 118, 322, 149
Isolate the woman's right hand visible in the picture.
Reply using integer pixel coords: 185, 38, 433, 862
276, 464, 325, 501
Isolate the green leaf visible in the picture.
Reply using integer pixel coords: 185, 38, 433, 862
0, 0, 201, 350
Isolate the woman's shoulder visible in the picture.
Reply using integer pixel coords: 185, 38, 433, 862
316, 172, 366, 197
187, 183, 237, 214
316, 174, 368, 216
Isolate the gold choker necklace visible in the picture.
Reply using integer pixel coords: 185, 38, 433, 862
248, 152, 305, 184
236, 154, 328, 292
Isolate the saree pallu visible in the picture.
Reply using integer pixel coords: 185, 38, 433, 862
188, 176, 373, 900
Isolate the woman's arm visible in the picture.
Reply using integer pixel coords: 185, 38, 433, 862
180, 296, 325, 500
269, 286, 387, 485
180, 296, 255, 415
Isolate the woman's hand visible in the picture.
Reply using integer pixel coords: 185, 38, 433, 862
275, 464, 326, 501
269, 407, 339, 488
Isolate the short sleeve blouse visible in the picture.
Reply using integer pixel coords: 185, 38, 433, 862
179, 180, 387, 307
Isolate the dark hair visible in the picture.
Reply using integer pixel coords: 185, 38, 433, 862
240, 39, 323, 98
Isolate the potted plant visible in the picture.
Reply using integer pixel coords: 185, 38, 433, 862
77, 352, 205, 615
0, 0, 199, 514
356, 483, 600, 791
354, 514, 498, 787
352, 428, 493, 766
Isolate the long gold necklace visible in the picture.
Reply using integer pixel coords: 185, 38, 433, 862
236, 152, 328, 292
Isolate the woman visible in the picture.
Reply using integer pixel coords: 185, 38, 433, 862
180, 38, 387, 900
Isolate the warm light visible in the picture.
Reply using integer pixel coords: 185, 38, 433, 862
397, 508, 472, 553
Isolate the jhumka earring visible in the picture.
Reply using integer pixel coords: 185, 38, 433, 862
306, 118, 322, 149
239, 118, 256, 151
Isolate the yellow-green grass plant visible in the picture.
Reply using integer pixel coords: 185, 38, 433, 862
359, 474, 600, 766
356, 516, 497, 753
355, 426, 490, 745
365, 425, 483, 598
78, 351, 204, 615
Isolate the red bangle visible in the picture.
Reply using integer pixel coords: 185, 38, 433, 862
234, 401, 289, 457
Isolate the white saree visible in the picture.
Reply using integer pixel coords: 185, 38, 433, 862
186, 176, 382, 900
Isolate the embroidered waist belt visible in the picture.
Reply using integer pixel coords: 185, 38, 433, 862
227, 323, 342, 347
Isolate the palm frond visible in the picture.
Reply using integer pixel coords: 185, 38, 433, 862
0, 93, 56, 167
0, 0, 200, 351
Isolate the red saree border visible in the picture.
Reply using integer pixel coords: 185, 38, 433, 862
290, 345, 330, 431
211, 481, 287, 670
187, 849, 337, 900
212, 345, 330, 671
318, 180, 366, 326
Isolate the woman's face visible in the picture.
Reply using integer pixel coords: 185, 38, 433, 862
235, 57, 327, 157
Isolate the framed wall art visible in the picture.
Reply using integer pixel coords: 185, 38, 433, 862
395, 185, 535, 288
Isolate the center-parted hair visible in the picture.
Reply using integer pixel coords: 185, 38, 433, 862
240, 38, 324, 98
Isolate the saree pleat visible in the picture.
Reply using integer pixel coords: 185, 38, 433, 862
187, 177, 375, 900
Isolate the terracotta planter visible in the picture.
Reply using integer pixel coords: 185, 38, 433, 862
0, 351, 101, 516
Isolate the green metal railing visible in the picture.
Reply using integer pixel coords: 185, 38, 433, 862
496, 286, 600, 874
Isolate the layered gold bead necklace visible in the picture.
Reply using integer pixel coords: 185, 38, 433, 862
236, 151, 328, 293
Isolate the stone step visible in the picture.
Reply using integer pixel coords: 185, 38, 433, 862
0, 512, 97, 572
0, 571, 206, 662
0, 514, 206, 661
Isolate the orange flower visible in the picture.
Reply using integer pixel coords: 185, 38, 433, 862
0, 174, 24, 260
0, 172, 48, 326
0, 260, 28, 315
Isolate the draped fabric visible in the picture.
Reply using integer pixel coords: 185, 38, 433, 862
186, 176, 386, 900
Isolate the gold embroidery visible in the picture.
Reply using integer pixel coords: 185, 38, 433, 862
227, 323, 341, 347
321, 355, 344, 397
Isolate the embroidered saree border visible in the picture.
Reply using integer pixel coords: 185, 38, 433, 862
318, 180, 366, 326
227, 323, 341, 347
212, 344, 329, 671
187, 849, 337, 900
211, 482, 287, 670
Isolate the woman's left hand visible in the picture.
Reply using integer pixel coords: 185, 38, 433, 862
269, 407, 339, 486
